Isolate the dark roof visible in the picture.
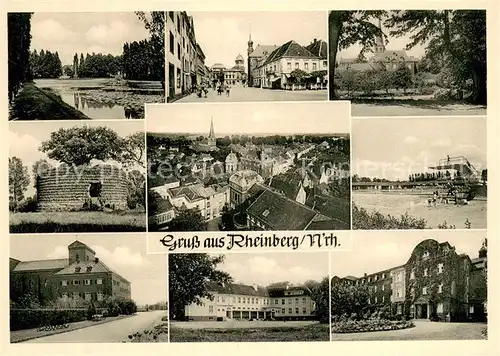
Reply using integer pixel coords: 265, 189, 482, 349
267, 285, 312, 298
55, 260, 130, 283
12, 259, 68, 272
305, 189, 350, 229
305, 40, 327, 59
207, 282, 268, 297
268, 173, 303, 200
249, 44, 278, 58
155, 198, 174, 215
169, 186, 202, 201
247, 189, 318, 230
68, 241, 95, 254
261, 41, 318, 67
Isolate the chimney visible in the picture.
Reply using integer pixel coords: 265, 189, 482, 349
364, 273, 367, 277
94, 257, 99, 263
314, 38, 317, 43
252, 283, 258, 291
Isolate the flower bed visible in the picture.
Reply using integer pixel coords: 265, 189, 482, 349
331, 319, 415, 334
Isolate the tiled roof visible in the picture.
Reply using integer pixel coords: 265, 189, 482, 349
261, 41, 318, 67
247, 188, 318, 230
207, 282, 269, 297
169, 185, 203, 201
268, 173, 303, 201
249, 44, 278, 58
305, 189, 351, 229
55, 260, 110, 275
267, 285, 313, 298
12, 258, 68, 272
305, 40, 327, 59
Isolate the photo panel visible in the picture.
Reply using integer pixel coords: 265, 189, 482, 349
166, 11, 328, 103
330, 230, 488, 341
328, 10, 487, 117
9, 120, 147, 233
7, 12, 165, 120
351, 116, 487, 230
168, 251, 330, 342
146, 101, 351, 233
9, 234, 168, 343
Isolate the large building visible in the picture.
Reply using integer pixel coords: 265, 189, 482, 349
166, 11, 208, 101
184, 283, 316, 321
248, 37, 328, 89
10, 241, 131, 306
331, 239, 488, 322
209, 54, 247, 86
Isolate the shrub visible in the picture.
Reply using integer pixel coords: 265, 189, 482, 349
17, 196, 38, 212
10, 309, 87, 331
331, 319, 415, 334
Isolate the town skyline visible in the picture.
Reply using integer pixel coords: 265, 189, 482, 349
147, 102, 350, 135
190, 11, 327, 69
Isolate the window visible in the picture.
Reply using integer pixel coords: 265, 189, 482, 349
177, 44, 181, 60
72, 280, 80, 286
410, 269, 415, 280
288, 308, 292, 314
75, 267, 81, 273
303, 308, 307, 314
84, 279, 91, 286
208, 305, 214, 314
238, 297, 241, 303
323, 60, 327, 67
437, 303, 444, 313
438, 284, 443, 293
282, 308, 285, 314
312, 63, 317, 70
381, 284, 385, 291
382, 273, 386, 279
61, 280, 68, 287
304, 63, 309, 70
295, 298, 299, 304
251, 298, 254, 304
375, 275, 378, 281
396, 288, 402, 298
62, 293, 68, 299
96, 278, 102, 285
287, 62, 291, 69
177, 15, 180, 32
282, 299, 285, 305
295, 63, 299, 69
295, 308, 299, 314
374, 296, 378, 303
382, 296, 385, 303
374, 286, 377, 292
86, 266, 93, 272
422, 287, 428, 295
302, 297, 306, 303
438, 263, 444, 274
288, 299, 292, 304
85, 293, 92, 301
72, 292, 79, 299
274, 299, 278, 305
424, 268, 428, 277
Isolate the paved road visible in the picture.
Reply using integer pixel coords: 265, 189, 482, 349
172, 320, 319, 329
351, 103, 486, 116
176, 86, 327, 103
25, 311, 165, 343
331, 320, 487, 341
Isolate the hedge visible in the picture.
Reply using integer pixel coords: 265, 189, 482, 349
10, 309, 87, 331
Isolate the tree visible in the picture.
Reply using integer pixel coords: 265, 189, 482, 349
120, 132, 145, 168
168, 208, 207, 232
331, 279, 370, 317
9, 156, 30, 204
386, 10, 486, 104
392, 65, 413, 93
40, 126, 123, 166
127, 170, 145, 210
169, 254, 232, 319
328, 11, 387, 99
8, 13, 33, 102
288, 69, 308, 85
219, 204, 235, 231
310, 277, 330, 322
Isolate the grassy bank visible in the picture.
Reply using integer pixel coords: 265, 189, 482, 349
10, 82, 89, 120
170, 324, 330, 342
10, 211, 146, 233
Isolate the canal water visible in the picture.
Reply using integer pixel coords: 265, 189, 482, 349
35, 78, 160, 119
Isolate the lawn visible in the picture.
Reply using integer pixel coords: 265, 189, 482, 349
170, 323, 330, 342
10, 315, 129, 343
10, 83, 89, 120
10, 211, 146, 233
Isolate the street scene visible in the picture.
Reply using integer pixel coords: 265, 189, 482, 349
8, 12, 164, 120
10, 234, 168, 343
9, 121, 146, 233
147, 102, 351, 232
351, 117, 487, 230
329, 10, 486, 116
330, 231, 487, 340
166, 11, 328, 103
169, 252, 330, 342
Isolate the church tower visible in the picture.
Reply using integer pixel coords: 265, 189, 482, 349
247, 24, 254, 86
374, 18, 386, 53
208, 117, 216, 147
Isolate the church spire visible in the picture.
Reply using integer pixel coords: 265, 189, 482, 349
374, 18, 386, 53
247, 22, 254, 55
209, 117, 215, 139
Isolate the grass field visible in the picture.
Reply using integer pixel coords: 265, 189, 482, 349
170, 323, 330, 342
10, 83, 89, 120
10, 211, 146, 233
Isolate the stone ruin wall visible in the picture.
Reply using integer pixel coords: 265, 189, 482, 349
37, 165, 129, 211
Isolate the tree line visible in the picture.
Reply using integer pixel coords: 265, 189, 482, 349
29, 49, 63, 79
122, 38, 164, 81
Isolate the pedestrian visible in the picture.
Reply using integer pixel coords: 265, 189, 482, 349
226, 84, 231, 97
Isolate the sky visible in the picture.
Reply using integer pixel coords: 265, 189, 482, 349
147, 102, 350, 135
30, 12, 150, 65
9, 121, 144, 197
10, 234, 167, 305
337, 13, 427, 61
352, 117, 487, 181
190, 11, 327, 69
331, 230, 486, 278
210, 252, 328, 287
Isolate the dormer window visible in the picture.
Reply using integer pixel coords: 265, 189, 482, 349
423, 251, 430, 260
86, 266, 93, 273
75, 267, 81, 273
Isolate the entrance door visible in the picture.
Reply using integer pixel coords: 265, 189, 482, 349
168, 63, 175, 100
421, 304, 428, 319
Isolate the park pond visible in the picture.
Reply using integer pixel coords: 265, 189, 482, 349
35, 78, 164, 119
353, 191, 487, 229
